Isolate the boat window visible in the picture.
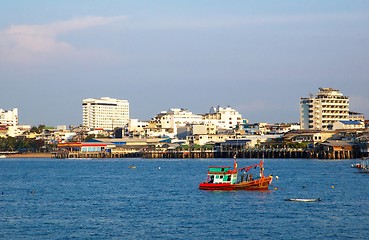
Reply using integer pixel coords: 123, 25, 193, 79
220, 175, 223, 179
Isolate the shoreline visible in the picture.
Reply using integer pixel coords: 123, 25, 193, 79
4, 153, 52, 158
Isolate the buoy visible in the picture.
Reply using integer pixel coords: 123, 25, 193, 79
275, 176, 279, 180
158, 167, 161, 170
331, 185, 334, 189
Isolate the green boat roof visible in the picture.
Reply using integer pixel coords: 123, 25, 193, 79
208, 166, 231, 172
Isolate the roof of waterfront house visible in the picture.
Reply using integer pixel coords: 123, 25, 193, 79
91, 137, 171, 146
319, 140, 355, 147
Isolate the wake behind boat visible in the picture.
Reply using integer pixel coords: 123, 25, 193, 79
285, 198, 321, 202
198, 156, 273, 191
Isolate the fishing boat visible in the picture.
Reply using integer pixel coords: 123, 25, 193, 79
198, 156, 273, 191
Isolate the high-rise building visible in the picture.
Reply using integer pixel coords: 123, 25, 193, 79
300, 88, 349, 130
82, 97, 129, 130
0, 108, 18, 126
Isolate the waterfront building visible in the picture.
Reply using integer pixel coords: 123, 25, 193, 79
283, 130, 333, 144
82, 97, 129, 131
300, 88, 350, 130
187, 133, 281, 146
0, 108, 18, 126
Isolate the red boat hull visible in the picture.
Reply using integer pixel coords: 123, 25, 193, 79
199, 176, 273, 191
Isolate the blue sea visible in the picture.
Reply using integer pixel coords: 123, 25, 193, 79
1, 158, 369, 239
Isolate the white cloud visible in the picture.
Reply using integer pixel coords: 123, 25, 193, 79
0, 16, 126, 63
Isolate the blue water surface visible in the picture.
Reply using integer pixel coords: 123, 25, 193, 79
1, 158, 368, 239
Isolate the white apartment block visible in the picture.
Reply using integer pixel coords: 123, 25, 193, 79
300, 88, 349, 130
0, 108, 18, 126
128, 119, 149, 137
152, 108, 203, 135
204, 106, 244, 130
82, 97, 129, 131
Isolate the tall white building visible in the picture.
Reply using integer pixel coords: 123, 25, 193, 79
82, 97, 129, 130
300, 88, 349, 130
0, 108, 18, 126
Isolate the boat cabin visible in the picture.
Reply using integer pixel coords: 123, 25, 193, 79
206, 166, 237, 184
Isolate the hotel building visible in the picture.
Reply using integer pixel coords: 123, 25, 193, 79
300, 88, 350, 130
82, 97, 129, 131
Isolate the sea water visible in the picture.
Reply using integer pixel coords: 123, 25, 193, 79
1, 158, 368, 239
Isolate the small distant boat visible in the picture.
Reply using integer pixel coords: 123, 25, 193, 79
351, 163, 363, 168
286, 198, 321, 202
198, 156, 273, 191
352, 159, 369, 173
0, 154, 6, 159
128, 165, 137, 169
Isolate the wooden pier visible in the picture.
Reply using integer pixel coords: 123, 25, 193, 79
52, 147, 361, 160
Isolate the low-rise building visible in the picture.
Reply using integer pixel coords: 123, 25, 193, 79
187, 133, 281, 147
204, 106, 245, 131
332, 120, 365, 130
128, 119, 149, 137
283, 130, 334, 144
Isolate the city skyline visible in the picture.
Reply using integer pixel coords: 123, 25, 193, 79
1, 1, 369, 126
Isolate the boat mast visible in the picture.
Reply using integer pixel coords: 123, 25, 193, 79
259, 160, 264, 178
233, 154, 237, 170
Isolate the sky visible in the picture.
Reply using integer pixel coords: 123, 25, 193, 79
1, 1, 369, 126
